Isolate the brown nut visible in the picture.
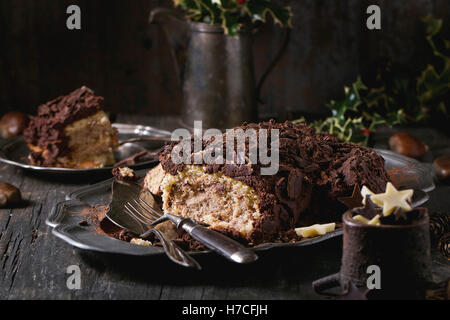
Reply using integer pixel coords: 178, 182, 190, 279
433, 155, 450, 182
388, 132, 428, 159
0, 181, 22, 208
0, 111, 30, 139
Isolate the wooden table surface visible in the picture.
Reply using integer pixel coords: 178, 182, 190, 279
0, 115, 449, 300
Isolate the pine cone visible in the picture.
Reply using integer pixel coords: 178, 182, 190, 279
426, 278, 450, 300
430, 211, 450, 244
438, 233, 450, 261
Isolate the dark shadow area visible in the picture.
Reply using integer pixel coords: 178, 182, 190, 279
78, 237, 343, 286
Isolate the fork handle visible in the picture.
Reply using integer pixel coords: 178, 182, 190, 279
179, 219, 258, 264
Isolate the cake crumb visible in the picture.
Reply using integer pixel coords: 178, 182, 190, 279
112, 167, 140, 182
130, 238, 152, 246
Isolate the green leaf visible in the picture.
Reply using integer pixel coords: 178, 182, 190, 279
246, 0, 292, 27
196, 0, 222, 24
421, 16, 443, 37
221, 10, 240, 36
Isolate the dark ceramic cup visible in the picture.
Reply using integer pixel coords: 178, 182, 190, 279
313, 209, 433, 299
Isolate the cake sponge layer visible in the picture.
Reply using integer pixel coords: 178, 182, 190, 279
24, 86, 118, 168
28, 111, 117, 168
160, 165, 261, 238
155, 120, 390, 243
62, 111, 117, 168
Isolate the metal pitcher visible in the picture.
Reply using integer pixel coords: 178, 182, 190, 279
149, 8, 289, 130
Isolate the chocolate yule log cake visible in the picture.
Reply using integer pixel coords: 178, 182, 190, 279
24, 86, 119, 168
144, 121, 390, 244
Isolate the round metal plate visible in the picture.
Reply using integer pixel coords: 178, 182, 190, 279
0, 123, 171, 175
46, 149, 434, 257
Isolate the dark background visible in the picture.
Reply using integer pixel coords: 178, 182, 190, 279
1, 0, 449, 119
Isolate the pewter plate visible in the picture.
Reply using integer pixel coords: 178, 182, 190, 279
0, 123, 171, 175
46, 150, 435, 257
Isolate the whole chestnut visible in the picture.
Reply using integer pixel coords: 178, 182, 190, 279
0, 111, 30, 139
388, 132, 428, 159
433, 155, 450, 182
0, 181, 22, 208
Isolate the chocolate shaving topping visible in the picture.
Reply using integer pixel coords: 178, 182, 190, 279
337, 184, 363, 210
159, 120, 390, 243
23, 86, 104, 166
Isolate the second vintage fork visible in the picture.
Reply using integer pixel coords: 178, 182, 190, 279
125, 198, 258, 264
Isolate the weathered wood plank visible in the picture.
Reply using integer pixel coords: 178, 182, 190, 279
0, 115, 449, 299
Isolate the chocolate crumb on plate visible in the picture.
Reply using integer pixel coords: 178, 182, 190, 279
112, 166, 140, 182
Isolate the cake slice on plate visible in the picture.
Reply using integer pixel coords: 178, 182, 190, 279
24, 86, 118, 168
144, 121, 390, 244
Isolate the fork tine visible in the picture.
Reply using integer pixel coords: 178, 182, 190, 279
130, 200, 156, 221
124, 204, 150, 226
127, 202, 155, 224
124, 203, 153, 225
137, 198, 163, 218
124, 206, 150, 227
133, 199, 161, 220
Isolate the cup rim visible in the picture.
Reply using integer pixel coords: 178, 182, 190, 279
343, 209, 429, 229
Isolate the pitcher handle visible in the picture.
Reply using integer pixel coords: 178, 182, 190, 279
255, 28, 291, 104
149, 8, 187, 87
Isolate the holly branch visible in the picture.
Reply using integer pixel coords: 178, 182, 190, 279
295, 16, 450, 146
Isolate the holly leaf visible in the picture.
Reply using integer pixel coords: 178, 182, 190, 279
417, 65, 450, 104
196, 0, 222, 24
246, 0, 292, 27
221, 10, 240, 36
421, 16, 443, 37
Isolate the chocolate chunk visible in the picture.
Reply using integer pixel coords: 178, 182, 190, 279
338, 184, 363, 210
379, 207, 426, 225
433, 155, 450, 182
352, 196, 382, 220
389, 132, 428, 159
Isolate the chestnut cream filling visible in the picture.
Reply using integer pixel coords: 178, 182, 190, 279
160, 165, 261, 237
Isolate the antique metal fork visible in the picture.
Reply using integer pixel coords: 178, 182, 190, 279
122, 206, 201, 269
124, 198, 258, 264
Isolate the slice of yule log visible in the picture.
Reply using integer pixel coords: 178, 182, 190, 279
24, 86, 118, 169
143, 121, 390, 245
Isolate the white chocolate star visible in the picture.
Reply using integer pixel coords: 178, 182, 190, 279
370, 182, 413, 216
367, 215, 381, 226
295, 223, 336, 238
361, 185, 375, 205
353, 215, 370, 224
353, 214, 381, 226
